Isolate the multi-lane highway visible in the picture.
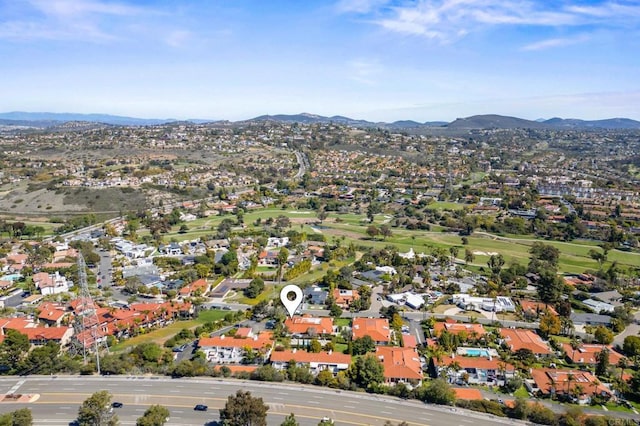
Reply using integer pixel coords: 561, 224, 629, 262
0, 376, 524, 426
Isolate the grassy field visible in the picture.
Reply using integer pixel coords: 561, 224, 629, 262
110, 309, 229, 352
152, 207, 640, 275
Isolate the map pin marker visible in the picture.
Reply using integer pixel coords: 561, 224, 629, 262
280, 284, 303, 318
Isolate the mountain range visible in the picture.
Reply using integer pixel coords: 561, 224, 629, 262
1, 111, 640, 130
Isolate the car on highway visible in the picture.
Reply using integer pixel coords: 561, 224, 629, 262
194, 404, 208, 411
111, 402, 123, 408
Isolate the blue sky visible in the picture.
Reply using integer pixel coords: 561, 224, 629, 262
1, 0, 639, 121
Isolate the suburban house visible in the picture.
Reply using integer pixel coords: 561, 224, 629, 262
352, 318, 391, 345
179, 278, 210, 298
33, 271, 71, 295
0, 317, 74, 347
519, 300, 558, 319
304, 285, 328, 305
528, 368, 613, 404
451, 294, 516, 313
499, 328, 553, 357
376, 346, 423, 386
332, 288, 359, 309
561, 343, 626, 366
433, 319, 486, 339
37, 302, 69, 326
270, 349, 351, 375
284, 316, 334, 337
432, 352, 515, 385
197, 329, 275, 364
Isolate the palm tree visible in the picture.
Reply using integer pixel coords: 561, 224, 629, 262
566, 372, 575, 397
570, 338, 582, 364
617, 357, 628, 382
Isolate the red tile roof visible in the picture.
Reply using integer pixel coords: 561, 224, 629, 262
561, 343, 626, 365
500, 328, 552, 355
284, 316, 334, 335
270, 349, 351, 365
376, 346, 423, 381
198, 331, 274, 351
352, 318, 390, 343
434, 321, 486, 337
530, 368, 611, 398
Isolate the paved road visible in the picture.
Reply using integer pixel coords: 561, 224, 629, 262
613, 310, 640, 348
0, 376, 526, 426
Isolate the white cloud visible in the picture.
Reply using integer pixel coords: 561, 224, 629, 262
336, 0, 391, 14
522, 34, 590, 51
27, 0, 146, 18
342, 0, 640, 42
347, 59, 383, 84
165, 30, 192, 48
0, 0, 153, 42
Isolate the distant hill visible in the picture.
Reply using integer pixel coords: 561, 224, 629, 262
447, 114, 545, 129
2, 111, 639, 130
447, 114, 640, 130
0, 112, 180, 126
248, 113, 446, 128
542, 117, 640, 129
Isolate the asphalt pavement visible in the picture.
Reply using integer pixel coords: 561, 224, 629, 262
0, 376, 528, 426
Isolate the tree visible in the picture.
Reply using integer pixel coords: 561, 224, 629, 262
487, 254, 505, 281
316, 208, 328, 224
0, 329, 29, 373
347, 354, 384, 390
280, 413, 299, 426
136, 405, 170, 426
419, 379, 456, 405
366, 225, 380, 239
536, 269, 564, 305
379, 224, 393, 240
219, 390, 269, 426
593, 326, 613, 345
623, 336, 640, 358
0, 408, 33, 426
595, 349, 609, 377
244, 277, 265, 299
351, 335, 375, 355
77, 391, 118, 426
539, 311, 561, 338
464, 249, 474, 264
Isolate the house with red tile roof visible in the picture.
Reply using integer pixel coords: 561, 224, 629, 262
0, 317, 73, 347
33, 271, 70, 295
270, 349, 351, 375
179, 278, 210, 297
352, 318, 391, 344
561, 343, 626, 366
198, 329, 275, 364
500, 328, 552, 357
433, 319, 486, 339
529, 368, 613, 403
376, 346, 423, 385
333, 288, 359, 309
37, 302, 69, 326
433, 353, 516, 385
284, 316, 334, 337
519, 300, 558, 319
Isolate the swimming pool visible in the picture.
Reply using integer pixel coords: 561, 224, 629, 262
457, 347, 499, 358
0, 273, 22, 282
462, 348, 490, 357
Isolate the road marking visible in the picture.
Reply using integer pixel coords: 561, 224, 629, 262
312, 395, 324, 399
38, 393, 430, 426
382, 411, 393, 415
273, 397, 284, 400
344, 405, 355, 408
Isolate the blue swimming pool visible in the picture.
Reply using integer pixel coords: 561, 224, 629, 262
461, 348, 490, 357
0, 273, 22, 282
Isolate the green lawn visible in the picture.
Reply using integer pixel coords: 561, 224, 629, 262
153, 206, 640, 275
334, 318, 351, 327
110, 309, 229, 352
110, 320, 200, 352
513, 386, 530, 398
